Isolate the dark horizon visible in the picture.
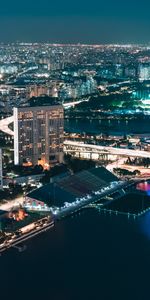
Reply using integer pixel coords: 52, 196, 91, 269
0, 0, 150, 44
0, 40, 149, 46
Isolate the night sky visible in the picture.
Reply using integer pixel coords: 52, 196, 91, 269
0, 0, 150, 43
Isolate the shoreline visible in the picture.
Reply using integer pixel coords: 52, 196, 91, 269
0, 180, 139, 255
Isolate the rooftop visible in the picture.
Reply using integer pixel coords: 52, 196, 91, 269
28, 96, 61, 107
27, 167, 118, 208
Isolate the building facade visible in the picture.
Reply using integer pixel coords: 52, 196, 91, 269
0, 149, 2, 189
139, 64, 150, 81
14, 105, 64, 167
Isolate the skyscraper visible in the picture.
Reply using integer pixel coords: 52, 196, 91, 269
139, 63, 150, 81
0, 149, 3, 189
14, 104, 64, 168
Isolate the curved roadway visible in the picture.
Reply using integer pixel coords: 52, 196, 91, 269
0, 115, 14, 136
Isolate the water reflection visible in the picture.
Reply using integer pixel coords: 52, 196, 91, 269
139, 211, 150, 240
136, 181, 150, 196
65, 118, 150, 135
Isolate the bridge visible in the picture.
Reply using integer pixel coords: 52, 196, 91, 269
64, 140, 150, 159
63, 98, 89, 109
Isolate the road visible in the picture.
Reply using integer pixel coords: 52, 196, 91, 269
0, 197, 24, 212
118, 164, 150, 175
0, 217, 54, 254
64, 140, 150, 158
63, 98, 89, 109
0, 116, 14, 136
106, 158, 127, 172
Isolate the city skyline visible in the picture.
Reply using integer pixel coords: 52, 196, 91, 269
1, 11, 150, 300
0, 0, 150, 43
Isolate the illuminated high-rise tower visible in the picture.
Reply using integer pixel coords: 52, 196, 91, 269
14, 104, 64, 168
0, 149, 3, 189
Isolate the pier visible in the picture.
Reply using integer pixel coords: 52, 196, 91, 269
0, 218, 54, 254
0, 179, 140, 254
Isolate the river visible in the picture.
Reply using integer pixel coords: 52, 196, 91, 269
65, 118, 150, 135
0, 205, 150, 300
1, 117, 150, 300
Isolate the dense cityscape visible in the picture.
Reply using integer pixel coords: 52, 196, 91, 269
1, 42, 150, 298
1, 42, 150, 245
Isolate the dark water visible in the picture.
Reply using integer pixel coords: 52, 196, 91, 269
65, 118, 150, 135
1, 208, 150, 300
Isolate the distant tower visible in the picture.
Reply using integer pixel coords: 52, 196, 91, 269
52, 87, 58, 98
139, 63, 150, 81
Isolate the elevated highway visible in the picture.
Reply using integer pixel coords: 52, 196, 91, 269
1, 116, 150, 159
0, 116, 14, 136
64, 140, 150, 159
